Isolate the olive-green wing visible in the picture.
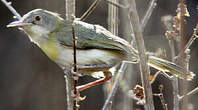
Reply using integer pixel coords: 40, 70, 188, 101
54, 20, 135, 54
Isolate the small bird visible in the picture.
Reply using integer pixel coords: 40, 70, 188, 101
7, 9, 195, 91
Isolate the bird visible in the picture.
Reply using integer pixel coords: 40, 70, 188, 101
7, 9, 195, 91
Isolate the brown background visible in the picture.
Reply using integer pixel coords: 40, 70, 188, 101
0, 0, 198, 110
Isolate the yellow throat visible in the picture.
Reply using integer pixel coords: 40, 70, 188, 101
39, 33, 60, 61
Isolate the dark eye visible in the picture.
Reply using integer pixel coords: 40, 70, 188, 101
34, 15, 41, 21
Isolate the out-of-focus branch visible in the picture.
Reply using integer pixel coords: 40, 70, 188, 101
179, 87, 198, 101
80, 0, 101, 21
104, 0, 158, 31
1, 0, 22, 20
177, 24, 198, 57
184, 24, 198, 52
140, 0, 157, 31
102, 63, 128, 110
104, 0, 127, 9
177, 24, 198, 102
102, 1, 119, 109
65, 0, 75, 20
108, 0, 118, 35
180, 1, 188, 110
172, 76, 179, 110
153, 85, 168, 110
128, 0, 154, 109
163, 15, 179, 110
80, 0, 127, 22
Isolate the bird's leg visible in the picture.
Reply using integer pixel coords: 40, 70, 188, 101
77, 71, 112, 92
71, 70, 112, 101
64, 64, 113, 101
76, 64, 114, 92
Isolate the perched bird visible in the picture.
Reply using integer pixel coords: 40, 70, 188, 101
7, 9, 195, 91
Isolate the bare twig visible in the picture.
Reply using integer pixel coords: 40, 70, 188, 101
108, 0, 118, 35
179, 87, 198, 101
172, 76, 179, 110
162, 14, 179, 110
103, 0, 157, 108
65, 0, 76, 110
180, 1, 188, 110
184, 24, 198, 52
65, 0, 75, 20
150, 71, 160, 84
102, 1, 119, 109
1, 0, 22, 20
176, 25, 198, 103
102, 63, 128, 110
71, 18, 79, 110
140, 0, 157, 31
168, 30, 179, 110
128, 0, 154, 109
105, 0, 158, 31
177, 24, 198, 56
80, 0, 127, 22
80, 0, 101, 21
104, 0, 127, 9
64, 72, 73, 110
153, 85, 168, 110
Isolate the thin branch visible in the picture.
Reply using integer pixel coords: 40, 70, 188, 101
168, 30, 179, 110
64, 71, 73, 110
104, 0, 127, 9
180, 0, 188, 109
128, 0, 154, 109
162, 14, 179, 110
153, 85, 168, 110
80, 0, 101, 21
184, 24, 198, 51
80, 0, 127, 21
140, 0, 157, 31
1, 0, 22, 20
179, 87, 198, 101
102, 63, 128, 110
102, 1, 119, 109
108, 0, 118, 35
71, 18, 79, 110
177, 24, 198, 56
65, 0, 75, 20
65, 0, 76, 110
104, 0, 158, 31
172, 77, 179, 110
72, 18, 77, 83
80, 0, 128, 22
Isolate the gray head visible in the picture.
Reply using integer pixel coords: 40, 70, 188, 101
7, 9, 64, 35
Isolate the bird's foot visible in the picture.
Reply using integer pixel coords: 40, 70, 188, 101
71, 89, 86, 101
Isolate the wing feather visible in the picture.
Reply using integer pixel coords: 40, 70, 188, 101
54, 20, 135, 54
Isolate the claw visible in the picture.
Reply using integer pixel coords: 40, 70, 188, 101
71, 90, 86, 101
70, 67, 83, 77
74, 95, 86, 101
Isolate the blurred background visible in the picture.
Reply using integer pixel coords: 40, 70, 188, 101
0, 0, 197, 110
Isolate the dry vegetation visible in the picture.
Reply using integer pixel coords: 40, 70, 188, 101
1, 0, 198, 110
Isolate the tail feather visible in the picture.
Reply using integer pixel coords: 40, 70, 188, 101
148, 56, 195, 81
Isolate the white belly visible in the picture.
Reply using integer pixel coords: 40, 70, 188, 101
56, 46, 122, 69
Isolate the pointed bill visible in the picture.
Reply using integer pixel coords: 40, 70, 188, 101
7, 20, 32, 28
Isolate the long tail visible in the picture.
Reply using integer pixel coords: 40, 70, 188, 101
148, 56, 195, 81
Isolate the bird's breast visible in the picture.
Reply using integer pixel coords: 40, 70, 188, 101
39, 40, 60, 61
